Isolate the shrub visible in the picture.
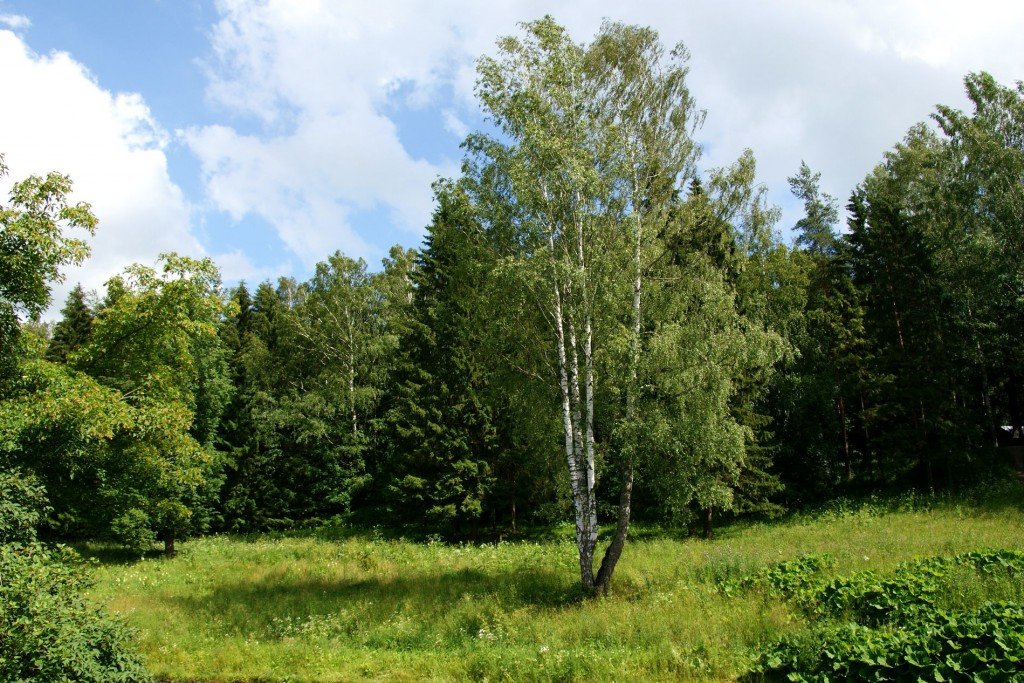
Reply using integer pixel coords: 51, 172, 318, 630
1, 468, 150, 681
111, 508, 157, 556
0, 542, 151, 682
755, 602, 1024, 682
0, 468, 49, 544
718, 554, 834, 598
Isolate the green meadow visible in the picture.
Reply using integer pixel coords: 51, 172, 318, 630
85, 491, 1024, 682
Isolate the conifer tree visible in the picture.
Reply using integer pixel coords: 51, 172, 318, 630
386, 183, 499, 531
45, 284, 94, 363
769, 163, 866, 502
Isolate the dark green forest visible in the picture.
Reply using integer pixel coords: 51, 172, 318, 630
4, 16, 1023, 566
2, 17, 1023, 682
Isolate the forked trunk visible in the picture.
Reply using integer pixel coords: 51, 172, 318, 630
550, 242, 595, 588
595, 458, 634, 594
593, 190, 645, 595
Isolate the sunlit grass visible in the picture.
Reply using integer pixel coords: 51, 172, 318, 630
85, 489, 1024, 682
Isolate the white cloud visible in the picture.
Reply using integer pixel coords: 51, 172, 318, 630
214, 249, 291, 284
640, 0, 1024, 229
0, 13, 29, 30
1, 0, 1015, 314
184, 106, 447, 264
0, 29, 204, 317
188, 0, 1024, 261
185, 0, 473, 265
442, 109, 469, 141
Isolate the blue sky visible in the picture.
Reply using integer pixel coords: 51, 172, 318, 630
1, 1, 1022, 312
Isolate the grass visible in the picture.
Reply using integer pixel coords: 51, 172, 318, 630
84, 489, 1024, 682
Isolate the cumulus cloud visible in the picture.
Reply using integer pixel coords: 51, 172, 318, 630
0, 28, 204, 316
214, 249, 291, 284
187, 0, 1024, 260
0, 13, 29, 29
442, 109, 469, 141
185, 0, 471, 265
7, 0, 1019, 300
625, 0, 1024, 227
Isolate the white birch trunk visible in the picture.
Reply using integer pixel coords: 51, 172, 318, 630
596, 174, 644, 593
567, 310, 596, 583
346, 307, 358, 436
574, 194, 599, 561
548, 233, 593, 587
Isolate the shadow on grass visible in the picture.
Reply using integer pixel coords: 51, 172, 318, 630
788, 475, 1024, 522
160, 565, 588, 644
74, 542, 166, 565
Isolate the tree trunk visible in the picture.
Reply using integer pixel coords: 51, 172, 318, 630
919, 400, 935, 495
860, 391, 874, 483
1009, 372, 1023, 436
595, 458, 634, 595
164, 535, 176, 557
550, 247, 594, 588
702, 506, 714, 539
837, 395, 852, 481
348, 314, 358, 436
594, 191, 644, 594
979, 348, 997, 447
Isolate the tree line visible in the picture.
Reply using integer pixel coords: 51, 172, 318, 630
3, 17, 1023, 592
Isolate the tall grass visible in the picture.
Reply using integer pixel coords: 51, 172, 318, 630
85, 491, 1023, 681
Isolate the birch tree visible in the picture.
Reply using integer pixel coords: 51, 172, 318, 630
467, 17, 710, 592
287, 254, 384, 510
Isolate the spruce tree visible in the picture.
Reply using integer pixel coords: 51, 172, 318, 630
216, 281, 298, 531
46, 284, 94, 363
385, 183, 499, 533
767, 164, 867, 503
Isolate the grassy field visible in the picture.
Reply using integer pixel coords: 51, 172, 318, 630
85, 490, 1024, 682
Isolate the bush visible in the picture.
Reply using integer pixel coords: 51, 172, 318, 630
0, 468, 49, 544
0, 542, 151, 682
1, 468, 150, 681
719, 554, 835, 598
808, 549, 1024, 624
111, 508, 157, 556
755, 602, 1024, 682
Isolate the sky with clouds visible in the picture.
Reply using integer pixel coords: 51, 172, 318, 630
1, 0, 1022, 314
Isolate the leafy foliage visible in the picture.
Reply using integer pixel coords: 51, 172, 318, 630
0, 543, 150, 682
751, 549, 1024, 681
719, 554, 835, 597
0, 254, 231, 553
756, 602, 1024, 682
0, 468, 50, 545
0, 450, 148, 682
0, 154, 96, 387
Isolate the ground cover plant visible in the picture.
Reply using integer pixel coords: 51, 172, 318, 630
744, 549, 1024, 680
85, 493, 1024, 681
